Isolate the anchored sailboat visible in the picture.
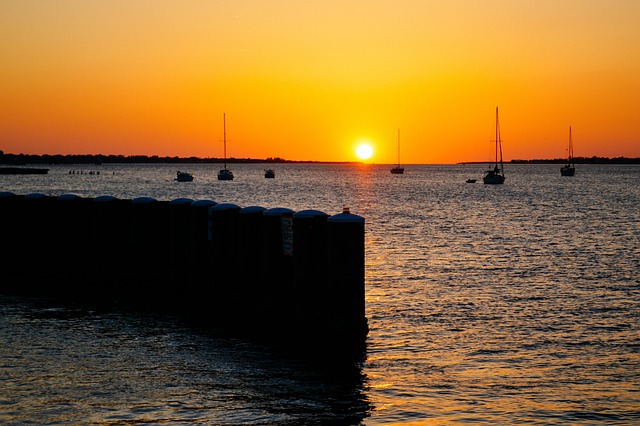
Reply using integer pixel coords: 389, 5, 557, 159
560, 126, 576, 176
483, 107, 505, 184
390, 129, 405, 174
217, 113, 234, 181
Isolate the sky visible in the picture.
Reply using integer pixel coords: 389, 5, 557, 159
1, 0, 639, 164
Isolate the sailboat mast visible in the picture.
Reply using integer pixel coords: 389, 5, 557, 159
496, 107, 504, 175
223, 113, 227, 169
397, 128, 400, 167
569, 126, 573, 164
495, 107, 499, 167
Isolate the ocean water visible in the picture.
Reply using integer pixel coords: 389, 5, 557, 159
1, 163, 639, 425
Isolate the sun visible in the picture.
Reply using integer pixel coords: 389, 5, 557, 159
355, 143, 374, 161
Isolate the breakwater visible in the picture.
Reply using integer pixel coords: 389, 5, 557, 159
0, 191, 367, 348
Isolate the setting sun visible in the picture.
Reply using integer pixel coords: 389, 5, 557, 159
355, 143, 373, 161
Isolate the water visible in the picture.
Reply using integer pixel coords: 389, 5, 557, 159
1, 163, 639, 425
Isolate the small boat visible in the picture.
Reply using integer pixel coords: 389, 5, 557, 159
217, 113, 234, 181
466, 179, 477, 183
560, 126, 576, 176
0, 167, 49, 174
218, 168, 233, 180
264, 169, 275, 178
390, 129, 405, 174
175, 171, 194, 182
483, 107, 506, 184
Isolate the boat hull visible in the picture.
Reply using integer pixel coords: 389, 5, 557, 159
483, 174, 505, 184
175, 171, 194, 182
218, 170, 234, 180
560, 166, 575, 176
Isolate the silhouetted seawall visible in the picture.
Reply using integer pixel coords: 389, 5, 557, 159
0, 191, 368, 350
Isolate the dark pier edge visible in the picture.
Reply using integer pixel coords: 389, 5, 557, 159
0, 191, 368, 361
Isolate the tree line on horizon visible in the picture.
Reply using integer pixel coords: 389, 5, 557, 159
0, 152, 352, 165
1, 151, 639, 165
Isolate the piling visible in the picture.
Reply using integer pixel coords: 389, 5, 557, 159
237, 206, 267, 319
20, 193, 56, 292
53, 194, 95, 296
188, 200, 217, 285
261, 207, 295, 320
327, 208, 368, 340
129, 196, 171, 301
92, 195, 131, 297
169, 198, 194, 277
209, 203, 241, 314
292, 209, 329, 323
0, 192, 24, 289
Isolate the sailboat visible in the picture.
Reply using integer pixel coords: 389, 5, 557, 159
483, 107, 506, 184
560, 126, 576, 176
390, 129, 405, 174
217, 113, 234, 181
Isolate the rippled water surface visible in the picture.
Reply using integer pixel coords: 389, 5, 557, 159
1, 163, 639, 424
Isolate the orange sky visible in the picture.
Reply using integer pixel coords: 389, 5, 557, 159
2, 0, 639, 164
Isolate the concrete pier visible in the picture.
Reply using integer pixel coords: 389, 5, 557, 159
0, 192, 368, 347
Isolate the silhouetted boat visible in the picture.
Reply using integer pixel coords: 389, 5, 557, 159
390, 129, 405, 174
0, 167, 48, 174
217, 113, 234, 181
561, 126, 576, 176
264, 169, 275, 178
466, 179, 477, 183
483, 107, 506, 184
175, 171, 194, 182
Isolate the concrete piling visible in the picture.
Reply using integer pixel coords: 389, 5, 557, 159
188, 199, 217, 284
92, 195, 131, 296
53, 194, 94, 294
327, 208, 368, 339
261, 207, 295, 320
237, 206, 267, 308
0, 192, 24, 292
209, 203, 241, 311
129, 196, 171, 301
292, 209, 330, 323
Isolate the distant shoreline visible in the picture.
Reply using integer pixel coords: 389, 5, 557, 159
0, 152, 358, 166
1, 152, 639, 165
460, 157, 640, 165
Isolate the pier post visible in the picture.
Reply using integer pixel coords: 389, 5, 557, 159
327, 208, 368, 340
129, 197, 171, 302
261, 207, 295, 320
53, 194, 94, 296
292, 209, 329, 324
20, 193, 56, 293
169, 198, 194, 277
0, 192, 24, 289
237, 205, 267, 321
188, 200, 217, 284
209, 203, 241, 315
92, 195, 131, 297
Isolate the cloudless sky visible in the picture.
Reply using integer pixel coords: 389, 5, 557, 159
2, 0, 639, 163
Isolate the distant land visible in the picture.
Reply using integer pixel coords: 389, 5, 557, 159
0, 152, 356, 166
460, 157, 640, 165
1, 151, 639, 165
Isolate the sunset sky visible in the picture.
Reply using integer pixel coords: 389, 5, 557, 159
2, 0, 639, 164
